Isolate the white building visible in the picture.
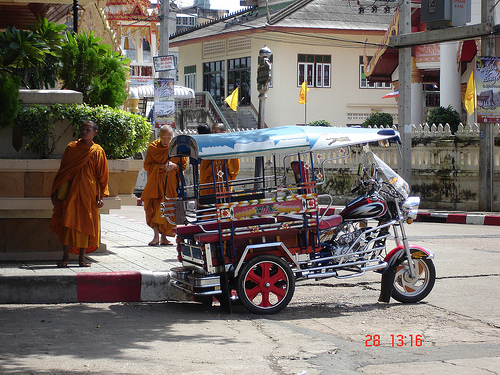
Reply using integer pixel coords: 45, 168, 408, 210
169, 0, 399, 127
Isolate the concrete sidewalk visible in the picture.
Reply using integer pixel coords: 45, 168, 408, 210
0, 205, 499, 304
0, 206, 185, 304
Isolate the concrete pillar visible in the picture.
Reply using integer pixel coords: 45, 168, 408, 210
439, 41, 461, 112
411, 57, 423, 126
135, 33, 143, 64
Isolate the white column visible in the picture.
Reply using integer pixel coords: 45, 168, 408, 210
135, 33, 143, 64
411, 57, 423, 126
439, 41, 461, 112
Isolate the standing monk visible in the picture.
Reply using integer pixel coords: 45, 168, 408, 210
200, 123, 240, 196
50, 120, 109, 267
141, 125, 187, 246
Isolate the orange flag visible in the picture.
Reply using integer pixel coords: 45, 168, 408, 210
298, 81, 309, 104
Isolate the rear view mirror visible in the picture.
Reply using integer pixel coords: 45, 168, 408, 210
358, 163, 364, 176
371, 163, 376, 177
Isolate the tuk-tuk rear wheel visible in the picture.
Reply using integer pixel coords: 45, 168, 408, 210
237, 254, 295, 314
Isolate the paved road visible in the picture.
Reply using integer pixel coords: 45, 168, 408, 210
0, 216, 498, 374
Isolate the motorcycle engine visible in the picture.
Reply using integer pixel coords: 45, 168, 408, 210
334, 227, 365, 256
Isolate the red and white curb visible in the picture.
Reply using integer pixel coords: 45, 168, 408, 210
416, 212, 500, 226
0, 271, 190, 304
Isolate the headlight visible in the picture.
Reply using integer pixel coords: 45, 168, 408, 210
403, 196, 420, 220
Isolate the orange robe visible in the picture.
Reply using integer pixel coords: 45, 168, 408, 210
200, 158, 240, 196
141, 139, 187, 236
50, 140, 109, 253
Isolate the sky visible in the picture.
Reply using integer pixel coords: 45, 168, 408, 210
175, 0, 246, 13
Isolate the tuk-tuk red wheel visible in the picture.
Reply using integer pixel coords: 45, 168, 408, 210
237, 254, 295, 314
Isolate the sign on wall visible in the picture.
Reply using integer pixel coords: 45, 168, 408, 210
154, 78, 175, 128
476, 57, 500, 124
153, 55, 176, 72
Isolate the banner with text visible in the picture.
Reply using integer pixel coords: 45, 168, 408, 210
476, 57, 500, 123
154, 78, 175, 128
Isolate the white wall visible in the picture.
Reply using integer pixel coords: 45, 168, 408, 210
176, 30, 399, 128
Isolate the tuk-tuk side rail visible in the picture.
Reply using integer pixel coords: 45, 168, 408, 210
175, 217, 276, 236
193, 219, 318, 244
315, 147, 351, 186
216, 193, 318, 221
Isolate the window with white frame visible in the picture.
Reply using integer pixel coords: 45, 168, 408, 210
184, 65, 196, 91
297, 54, 331, 88
359, 56, 392, 89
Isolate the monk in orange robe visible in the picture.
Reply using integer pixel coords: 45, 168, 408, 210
141, 125, 187, 246
50, 120, 109, 267
200, 123, 240, 197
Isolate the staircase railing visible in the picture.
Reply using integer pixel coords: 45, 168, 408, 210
176, 91, 231, 131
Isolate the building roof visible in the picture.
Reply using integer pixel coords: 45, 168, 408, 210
169, 0, 393, 45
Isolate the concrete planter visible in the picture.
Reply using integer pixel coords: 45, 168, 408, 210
0, 159, 142, 260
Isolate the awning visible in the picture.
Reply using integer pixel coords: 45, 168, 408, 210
129, 84, 195, 99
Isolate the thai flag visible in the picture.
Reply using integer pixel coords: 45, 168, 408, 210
382, 89, 399, 99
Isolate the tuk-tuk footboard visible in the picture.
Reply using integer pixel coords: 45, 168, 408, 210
170, 266, 222, 296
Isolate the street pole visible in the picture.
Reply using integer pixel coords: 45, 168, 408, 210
73, 0, 78, 33
159, 0, 170, 78
398, 0, 412, 186
479, 0, 495, 211
255, 46, 272, 189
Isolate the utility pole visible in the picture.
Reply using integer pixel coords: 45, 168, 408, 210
398, 0, 412, 186
159, 0, 170, 79
479, 0, 495, 211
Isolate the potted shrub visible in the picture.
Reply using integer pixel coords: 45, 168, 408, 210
13, 103, 151, 197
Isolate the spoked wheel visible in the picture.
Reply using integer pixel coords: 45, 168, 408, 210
237, 255, 295, 314
391, 256, 436, 303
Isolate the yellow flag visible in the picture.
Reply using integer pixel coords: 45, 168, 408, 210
225, 87, 239, 111
464, 71, 476, 116
298, 81, 309, 104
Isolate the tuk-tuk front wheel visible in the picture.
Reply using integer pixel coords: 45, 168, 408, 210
237, 255, 295, 314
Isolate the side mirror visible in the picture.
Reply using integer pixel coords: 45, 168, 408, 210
370, 163, 376, 177
357, 163, 364, 176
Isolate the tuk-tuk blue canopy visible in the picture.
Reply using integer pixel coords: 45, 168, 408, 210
169, 125, 400, 160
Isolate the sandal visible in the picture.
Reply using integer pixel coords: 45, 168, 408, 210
148, 241, 159, 246
160, 240, 173, 246
56, 261, 68, 268
79, 261, 91, 267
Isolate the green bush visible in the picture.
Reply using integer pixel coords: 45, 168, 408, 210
0, 75, 22, 129
308, 120, 331, 127
15, 104, 151, 159
425, 105, 461, 134
363, 112, 393, 128
64, 104, 151, 159
59, 31, 129, 107
15, 104, 67, 158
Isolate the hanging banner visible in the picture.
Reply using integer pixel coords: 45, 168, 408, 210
476, 57, 500, 123
154, 78, 175, 128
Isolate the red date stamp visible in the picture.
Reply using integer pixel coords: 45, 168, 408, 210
365, 334, 423, 347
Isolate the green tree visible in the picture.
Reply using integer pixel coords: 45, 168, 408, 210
363, 112, 393, 128
28, 16, 67, 89
0, 18, 66, 89
0, 26, 48, 86
0, 75, 22, 129
425, 105, 461, 134
60, 30, 130, 107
